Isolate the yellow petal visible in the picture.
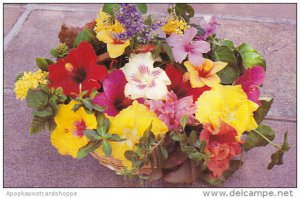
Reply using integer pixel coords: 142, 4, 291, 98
107, 40, 130, 58
200, 74, 221, 87
208, 61, 227, 75
96, 30, 114, 44
184, 61, 205, 88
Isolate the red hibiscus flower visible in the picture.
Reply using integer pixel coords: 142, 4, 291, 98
235, 66, 265, 105
200, 122, 242, 177
165, 63, 210, 101
92, 70, 133, 116
48, 42, 108, 97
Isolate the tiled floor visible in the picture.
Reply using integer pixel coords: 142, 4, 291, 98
3, 3, 297, 187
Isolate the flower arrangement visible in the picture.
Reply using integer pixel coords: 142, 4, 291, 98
14, 3, 290, 185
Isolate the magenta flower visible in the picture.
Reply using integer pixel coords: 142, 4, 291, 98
144, 91, 197, 131
166, 27, 211, 66
235, 66, 266, 105
92, 69, 133, 116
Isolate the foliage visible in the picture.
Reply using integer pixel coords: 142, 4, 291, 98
26, 85, 67, 134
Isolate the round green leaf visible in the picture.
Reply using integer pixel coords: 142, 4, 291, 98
237, 43, 266, 69
212, 45, 239, 84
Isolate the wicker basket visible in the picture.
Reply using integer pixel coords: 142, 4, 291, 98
91, 152, 155, 175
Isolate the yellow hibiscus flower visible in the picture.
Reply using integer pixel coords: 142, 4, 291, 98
94, 101, 168, 168
184, 59, 227, 88
195, 84, 258, 139
51, 100, 97, 158
96, 30, 130, 59
94, 11, 130, 58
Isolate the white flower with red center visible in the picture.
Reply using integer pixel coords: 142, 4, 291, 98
122, 52, 171, 100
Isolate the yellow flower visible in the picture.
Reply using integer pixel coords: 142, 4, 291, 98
14, 70, 48, 100
94, 11, 129, 58
162, 17, 190, 35
94, 101, 168, 168
94, 11, 124, 33
184, 59, 227, 88
51, 100, 97, 158
96, 30, 130, 58
195, 84, 258, 139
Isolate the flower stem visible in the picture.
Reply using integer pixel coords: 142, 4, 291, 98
253, 129, 281, 150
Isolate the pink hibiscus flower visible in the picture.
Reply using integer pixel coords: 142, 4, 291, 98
235, 66, 265, 105
144, 91, 197, 131
166, 27, 211, 66
92, 70, 133, 116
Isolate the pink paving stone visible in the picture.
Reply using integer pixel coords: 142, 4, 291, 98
3, 4, 297, 187
4, 94, 296, 187
3, 5, 26, 36
30, 4, 296, 21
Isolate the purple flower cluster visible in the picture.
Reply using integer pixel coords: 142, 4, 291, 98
114, 4, 164, 42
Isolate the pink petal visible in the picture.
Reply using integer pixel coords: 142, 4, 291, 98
188, 52, 205, 66
172, 45, 188, 63
166, 33, 183, 47
191, 40, 211, 54
92, 93, 119, 116
246, 85, 261, 105
103, 70, 127, 102
182, 27, 197, 43
248, 66, 265, 85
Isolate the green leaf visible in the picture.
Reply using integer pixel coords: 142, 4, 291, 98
212, 45, 240, 84
124, 150, 138, 161
189, 130, 197, 145
199, 140, 206, 153
26, 89, 49, 109
102, 3, 120, 15
174, 4, 194, 23
188, 152, 206, 161
36, 57, 54, 71
162, 43, 174, 61
92, 104, 106, 112
81, 99, 93, 111
84, 129, 102, 141
89, 88, 98, 100
102, 117, 110, 132
73, 29, 96, 48
30, 116, 56, 134
108, 134, 125, 142
152, 42, 161, 59
143, 14, 152, 25
244, 124, 275, 151
136, 3, 147, 14
218, 39, 234, 49
77, 141, 102, 159
181, 115, 188, 130
102, 140, 112, 156
254, 97, 273, 124
160, 146, 168, 159
237, 43, 266, 70
267, 132, 290, 170
171, 133, 187, 142
32, 106, 53, 117
15, 72, 25, 82
72, 103, 82, 112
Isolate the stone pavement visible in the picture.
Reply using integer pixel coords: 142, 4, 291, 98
3, 4, 296, 187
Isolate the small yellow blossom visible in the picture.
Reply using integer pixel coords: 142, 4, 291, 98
94, 11, 124, 33
196, 84, 258, 140
162, 17, 190, 35
14, 70, 48, 100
